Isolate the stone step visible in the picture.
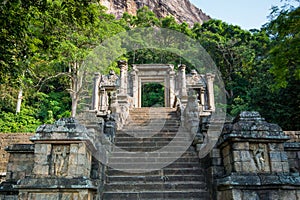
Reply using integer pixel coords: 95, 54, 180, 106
124, 122, 180, 127
105, 181, 206, 191
106, 167, 203, 176
114, 141, 191, 147
106, 174, 205, 182
109, 151, 198, 157
110, 146, 193, 152
114, 136, 188, 142
116, 132, 191, 138
102, 108, 208, 200
107, 162, 200, 170
129, 110, 177, 113
121, 127, 181, 132
108, 156, 199, 163
102, 190, 209, 200
110, 146, 196, 153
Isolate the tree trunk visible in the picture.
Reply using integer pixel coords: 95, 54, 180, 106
71, 97, 78, 117
16, 89, 23, 114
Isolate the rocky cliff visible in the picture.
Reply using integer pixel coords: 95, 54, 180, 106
100, 0, 211, 26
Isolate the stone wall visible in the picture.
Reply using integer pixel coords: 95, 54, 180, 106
284, 131, 300, 174
215, 112, 300, 200
0, 133, 33, 182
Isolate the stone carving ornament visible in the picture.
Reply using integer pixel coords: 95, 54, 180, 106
52, 145, 70, 176
250, 143, 266, 172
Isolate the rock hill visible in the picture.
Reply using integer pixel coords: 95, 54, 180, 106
100, 0, 211, 26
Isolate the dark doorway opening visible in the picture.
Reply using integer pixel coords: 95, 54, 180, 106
141, 83, 165, 107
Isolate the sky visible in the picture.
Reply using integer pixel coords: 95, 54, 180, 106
190, 0, 297, 30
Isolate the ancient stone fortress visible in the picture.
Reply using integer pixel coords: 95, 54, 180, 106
0, 61, 300, 199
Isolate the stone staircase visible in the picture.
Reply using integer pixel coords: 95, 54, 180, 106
102, 108, 209, 200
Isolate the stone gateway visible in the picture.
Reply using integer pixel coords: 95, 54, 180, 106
0, 62, 300, 200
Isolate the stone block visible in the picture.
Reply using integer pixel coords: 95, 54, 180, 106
240, 151, 251, 162
242, 191, 259, 200
296, 190, 300, 199
232, 189, 242, 200
282, 162, 290, 172
70, 144, 79, 153
233, 162, 242, 172
269, 151, 282, 162
281, 152, 288, 161
232, 142, 249, 150
34, 154, 48, 164
77, 143, 87, 154
232, 151, 241, 162
222, 145, 231, 157
242, 161, 256, 172
287, 152, 297, 159
217, 190, 233, 200
223, 155, 231, 166
210, 148, 221, 158
33, 164, 49, 176
35, 144, 51, 155
271, 162, 283, 172
281, 190, 297, 200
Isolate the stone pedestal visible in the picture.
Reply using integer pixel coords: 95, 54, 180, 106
216, 112, 300, 200
15, 118, 97, 200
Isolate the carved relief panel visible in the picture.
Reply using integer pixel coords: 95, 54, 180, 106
249, 143, 270, 172
50, 145, 70, 177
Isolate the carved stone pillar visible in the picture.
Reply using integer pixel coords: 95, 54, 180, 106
200, 87, 205, 112
206, 73, 215, 111
169, 70, 176, 108
99, 88, 108, 114
130, 69, 138, 108
118, 60, 128, 95
179, 64, 188, 104
92, 73, 101, 111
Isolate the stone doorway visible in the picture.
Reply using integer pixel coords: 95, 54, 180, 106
141, 82, 165, 107
131, 64, 175, 108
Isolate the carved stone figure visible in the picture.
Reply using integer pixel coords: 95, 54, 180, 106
52, 145, 70, 176
251, 144, 266, 171
101, 70, 119, 86
183, 91, 200, 137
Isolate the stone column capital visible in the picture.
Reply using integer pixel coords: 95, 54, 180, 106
118, 60, 128, 71
178, 64, 186, 71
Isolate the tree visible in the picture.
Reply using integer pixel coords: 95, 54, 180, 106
266, 4, 300, 88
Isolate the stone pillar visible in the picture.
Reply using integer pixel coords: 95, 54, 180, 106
178, 64, 188, 104
92, 73, 101, 111
118, 60, 128, 95
169, 70, 176, 108
131, 69, 138, 108
206, 73, 215, 111
200, 87, 205, 112
216, 111, 300, 200
99, 88, 108, 114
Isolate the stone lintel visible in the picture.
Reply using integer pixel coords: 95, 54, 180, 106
219, 137, 290, 149
217, 173, 300, 190
284, 142, 300, 150
15, 177, 97, 190
5, 144, 34, 153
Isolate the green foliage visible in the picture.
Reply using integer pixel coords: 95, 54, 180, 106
0, 107, 41, 133
266, 5, 300, 89
142, 83, 165, 107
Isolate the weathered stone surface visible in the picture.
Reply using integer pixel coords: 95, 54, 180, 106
0, 133, 33, 177
220, 112, 289, 142
100, 0, 211, 26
